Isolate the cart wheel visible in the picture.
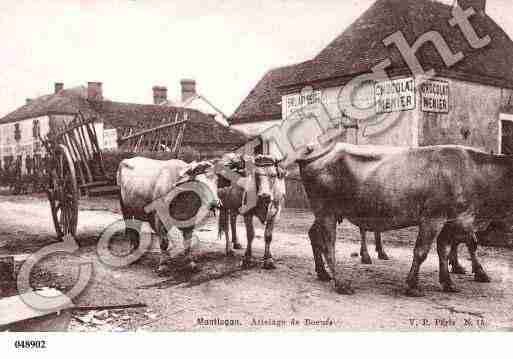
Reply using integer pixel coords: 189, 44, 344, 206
48, 145, 79, 240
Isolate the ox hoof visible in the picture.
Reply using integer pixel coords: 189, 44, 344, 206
156, 264, 170, 275
361, 254, 372, 265
233, 242, 243, 250
442, 283, 460, 293
474, 270, 491, 283
241, 257, 256, 269
184, 261, 200, 274
130, 238, 140, 251
405, 287, 425, 297
378, 252, 390, 260
451, 264, 467, 275
226, 249, 235, 257
317, 270, 331, 282
263, 258, 276, 270
334, 279, 355, 295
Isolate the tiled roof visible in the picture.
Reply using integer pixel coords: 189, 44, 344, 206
230, 61, 311, 123
0, 86, 97, 124
231, 0, 513, 123
282, 0, 513, 90
160, 94, 230, 126
0, 86, 248, 146
92, 100, 248, 145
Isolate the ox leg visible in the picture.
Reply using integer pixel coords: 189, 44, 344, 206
406, 219, 444, 297
126, 225, 140, 251
221, 209, 234, 257
120, 198, 140, 250
375, 232, 389, 260
449, 241, 467, 274
231, 212, 242, 250
359, 229, 372, 264
308, 220, 330, 282
263, 218, 276, 270
156, 220, 171, 274
437, 227, 459, 293
468, 233, 491, 283
322, 215, 354, 295
242, 215, 256, 268
181, 227, 199, 273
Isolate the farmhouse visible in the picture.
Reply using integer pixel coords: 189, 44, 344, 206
0, 82, 247, 174
231, 0, 513, 157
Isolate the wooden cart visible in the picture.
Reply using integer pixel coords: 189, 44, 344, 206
41, 111, 188, 239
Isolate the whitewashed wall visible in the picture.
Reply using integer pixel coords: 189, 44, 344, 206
282, 76, 419, 149
0, 115, 50, 172
0, 115, 108, 174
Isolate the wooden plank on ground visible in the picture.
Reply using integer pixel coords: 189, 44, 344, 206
0, 288, 74, 327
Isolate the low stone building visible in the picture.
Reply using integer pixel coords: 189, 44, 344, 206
0, 81, 247, 175
231, 0, 513, 157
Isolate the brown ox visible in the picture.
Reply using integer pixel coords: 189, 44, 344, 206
298, 143, 508, 296
217, 154, 286, 269
358, 229, 490, 280
358, 231, 389, 263
117, 157, 219, 273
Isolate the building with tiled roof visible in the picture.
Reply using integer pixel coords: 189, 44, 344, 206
231, 61, 311, 126
0, 81, 247, 174
280, 0, 513, 91
231, 0, 513, 157
152, 79, 231, 126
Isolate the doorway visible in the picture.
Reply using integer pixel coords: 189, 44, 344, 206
499, 114, 513, 155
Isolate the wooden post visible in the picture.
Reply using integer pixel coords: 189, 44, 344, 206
0, 256, 14, 297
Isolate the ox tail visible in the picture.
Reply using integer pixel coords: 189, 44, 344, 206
218, 207, 228, 241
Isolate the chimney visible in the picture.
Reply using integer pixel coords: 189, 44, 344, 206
87, 81, 103, 101
54, 82, 64, 94
180, 79, 196, 103
152, 86, 168, 105
25, 98, 32, 105
457, 0, 486, 13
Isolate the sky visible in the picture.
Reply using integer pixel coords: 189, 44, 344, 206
0, 0, 512, 118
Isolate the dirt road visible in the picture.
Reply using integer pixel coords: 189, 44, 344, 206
1, 194, 513, 331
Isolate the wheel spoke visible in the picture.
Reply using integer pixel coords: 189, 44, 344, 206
62, 203, 69, 233
49, 146, 78, 238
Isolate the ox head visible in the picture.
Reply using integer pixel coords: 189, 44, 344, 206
221, 152, 246, 172
253, 155, 286, 223
217, 153, 246, 188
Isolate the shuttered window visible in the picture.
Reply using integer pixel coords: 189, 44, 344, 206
14, 124, 21, 142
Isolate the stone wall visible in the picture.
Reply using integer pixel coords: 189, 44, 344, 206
418, 77, 513, 153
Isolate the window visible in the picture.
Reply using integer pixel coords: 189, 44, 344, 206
33, 119, 40, 139
14, 123, 21, 142
4, 155, 13, 170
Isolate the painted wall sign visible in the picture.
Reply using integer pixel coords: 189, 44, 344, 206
103, 128, 118, 150
375, 77, 415, 114
420, 80, 449, 113
283, 89, 324, 117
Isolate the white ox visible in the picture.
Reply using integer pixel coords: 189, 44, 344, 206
117, 157, 219, 273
